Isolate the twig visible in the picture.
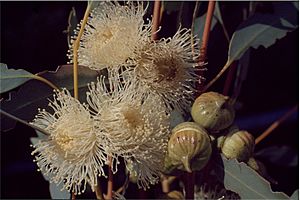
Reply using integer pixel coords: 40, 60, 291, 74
73, 3, 91, 99
222, 61, 238, 96
199, 1, 216, 64
71, 192, 76, 200
196, 1, 216, 93
201, 60, 230, 92
0, 109, 50, 135
32, 74, 59, 90
94, 184, 105, 200
184, 172, 195, 199
151, 0, 161, 41
161, 175, 176, 193
116, 173, 129, 195
1, 74, 59, 90
255, 105, 299, 144
106, 156, 113, 200
190, 1, 200, 56
177, 2, 184, 30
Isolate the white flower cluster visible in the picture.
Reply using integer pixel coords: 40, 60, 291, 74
31, 0, 203, 195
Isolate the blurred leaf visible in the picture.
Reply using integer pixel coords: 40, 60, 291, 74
162, 1, 182, 13
30, 131, 49, 181
215, 2, 230, 42
255, 145, 298, 167
66, 7, 78, 47
232, 49, 250, 100
227, 13, 297, 65
1, 65, 100, 131
272, 2, 299, 28
30, 131, 70, 199
170, 109, 185, 129
193, 12, 217, 40
49, 182, 70, 199
214, 2, 225, 28
290, 190, 299, 200
0, 63, 34, 93
215, 155, 289, 199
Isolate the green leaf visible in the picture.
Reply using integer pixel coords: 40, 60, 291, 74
66, 7, 78, 47
1, 65, 100, 131
0, 63, 34, 93
170, 109, 185, 129
215, 155, 289, 199
228, 13, 297, 65
272, 2, 299, 28
290, 190, 298, 200
214, 2, 225, 28
163, 1, 183, 13
193, 12, 218, 41
255, 145, 298, 167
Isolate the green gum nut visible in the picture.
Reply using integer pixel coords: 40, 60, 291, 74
167, 122, 212, 173
191, 92, 235, 132
221, 130, 255, 162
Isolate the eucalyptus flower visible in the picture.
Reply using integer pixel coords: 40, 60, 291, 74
87, 76, 170, 189
30, 89, 107, 195
130, 28, 203, 114
68, 1, 151, 72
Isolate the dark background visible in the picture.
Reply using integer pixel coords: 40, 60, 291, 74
1, 1, 298, 199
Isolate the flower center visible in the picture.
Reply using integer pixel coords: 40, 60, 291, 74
53, 130, 75, 158
101, 29, 113, 40
122, 107, 143, 129
155, 60, 177, 82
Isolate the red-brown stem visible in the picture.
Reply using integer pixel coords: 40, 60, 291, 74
184, 172, 195, 199
71, 193, 76, 200
255, 105, 298, 144
222, 61, 238, 96
94, 184, 105, 200
199, 1, 216, 64
161, 175, 170, 193
106, 156, 113, 200
196, 1, 216, 93
152, 0, 161, 41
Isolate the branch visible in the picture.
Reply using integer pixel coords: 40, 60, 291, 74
151, 0, 161, 41
255, 105, 299, 144
199, 1, 216, 64
106, 156, 113, 200
73, 3, 91, 99
94, 184, 105, 200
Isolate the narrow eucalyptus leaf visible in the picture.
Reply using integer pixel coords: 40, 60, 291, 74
228, 13, 297, 64
255, 145, 298, 167
66, 7, 78, 47
163, 1, 182, 13
0, 63, 33, 93
215, 155, 289, 199
193, 13, 217, 40
290, 190, 299, 200
272, 2, 299, 28
214, 2, 225, 27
